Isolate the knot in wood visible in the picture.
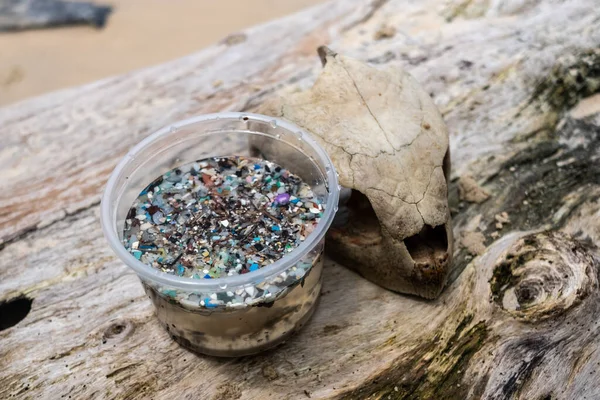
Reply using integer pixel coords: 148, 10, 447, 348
102, 320, 135, 342
489, 232, 598, 322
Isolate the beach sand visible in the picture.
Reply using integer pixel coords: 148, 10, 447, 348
0, 0, 325, 107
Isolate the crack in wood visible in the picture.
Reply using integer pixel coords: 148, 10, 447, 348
0, 199, 100, 251
342, 0, 391, 32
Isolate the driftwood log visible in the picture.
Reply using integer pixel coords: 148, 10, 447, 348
2, 0, 600, 398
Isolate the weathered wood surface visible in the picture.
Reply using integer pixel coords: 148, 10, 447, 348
2, 0, 600, 398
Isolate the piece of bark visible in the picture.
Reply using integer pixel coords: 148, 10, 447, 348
373, 24, 396, 40
458, 175, 490, 204
2, 0, 600, 399
460, 231, 486, 255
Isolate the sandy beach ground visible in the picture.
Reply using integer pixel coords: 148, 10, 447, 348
0, 0, 324, 107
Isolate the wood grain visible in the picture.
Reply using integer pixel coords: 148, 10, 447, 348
2, 0, 600, 399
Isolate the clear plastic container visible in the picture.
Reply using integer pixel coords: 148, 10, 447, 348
101, 112, 339, 357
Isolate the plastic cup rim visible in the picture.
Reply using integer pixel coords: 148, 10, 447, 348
100, 112, 339, 290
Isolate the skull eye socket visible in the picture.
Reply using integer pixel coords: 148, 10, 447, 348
346, 190, 380, 233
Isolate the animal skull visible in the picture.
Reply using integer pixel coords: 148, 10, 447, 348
259, 47, 453, 299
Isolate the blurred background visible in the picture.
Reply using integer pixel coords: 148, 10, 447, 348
0, 0, 326, 107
